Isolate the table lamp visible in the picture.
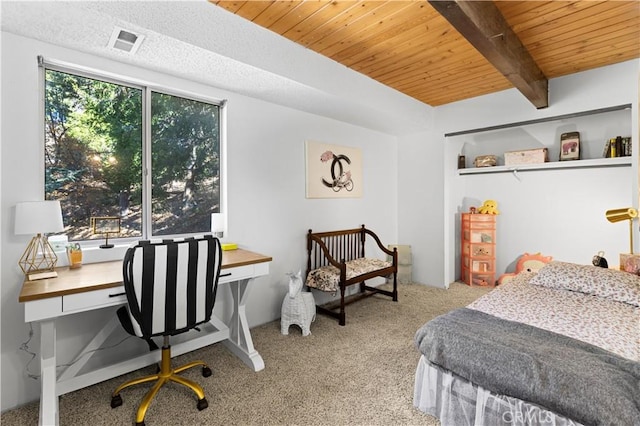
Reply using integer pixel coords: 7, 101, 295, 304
211, 213, 225, 238
605, 207, 638, 254
211, 212, 237, 250
15, 200, 64, 280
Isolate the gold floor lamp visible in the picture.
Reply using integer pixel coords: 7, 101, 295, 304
606, 207, 638, 254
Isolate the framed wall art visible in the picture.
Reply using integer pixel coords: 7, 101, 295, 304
305, 140, 363, 198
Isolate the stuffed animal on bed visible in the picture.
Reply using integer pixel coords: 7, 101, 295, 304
478, 199, 500, 215
497, 252, 553, 285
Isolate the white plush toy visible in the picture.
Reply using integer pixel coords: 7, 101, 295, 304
288, 270, 303, 297
281, 270, 316, 336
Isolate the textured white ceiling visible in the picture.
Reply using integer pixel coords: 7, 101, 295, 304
1, 0, 433, 135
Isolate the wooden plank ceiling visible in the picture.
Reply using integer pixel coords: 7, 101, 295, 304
209, 1, 640, 108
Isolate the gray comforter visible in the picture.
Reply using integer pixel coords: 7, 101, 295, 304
414, 308, 640, 425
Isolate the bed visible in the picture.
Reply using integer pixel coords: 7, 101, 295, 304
413, 261, 640, 426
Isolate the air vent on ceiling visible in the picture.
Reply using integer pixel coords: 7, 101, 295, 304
108, 27, 145, 54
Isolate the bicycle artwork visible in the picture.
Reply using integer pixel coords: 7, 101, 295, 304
320, 150, 354, 192
305, 140, 362, 199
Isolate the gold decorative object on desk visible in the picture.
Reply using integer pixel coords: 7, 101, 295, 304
91, 216, 121, 249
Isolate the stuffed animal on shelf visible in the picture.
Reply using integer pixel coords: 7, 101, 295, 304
478, 199, 500, 215
497, 252, 553, 285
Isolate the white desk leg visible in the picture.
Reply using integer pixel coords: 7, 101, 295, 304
58, 316, 120, 383
39, 319, 59, 426
223, 278, 265, 371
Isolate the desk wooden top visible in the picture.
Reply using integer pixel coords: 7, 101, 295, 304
19, 248, 272, 303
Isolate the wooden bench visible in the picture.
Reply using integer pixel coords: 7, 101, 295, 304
305, 225, 398, 326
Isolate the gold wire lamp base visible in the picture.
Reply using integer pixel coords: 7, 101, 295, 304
19, 233, 59, 280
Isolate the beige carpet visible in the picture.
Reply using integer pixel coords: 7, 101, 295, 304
1, 282, 491, 425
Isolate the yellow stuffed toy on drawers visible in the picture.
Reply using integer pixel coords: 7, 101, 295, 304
504, 148, 548, 166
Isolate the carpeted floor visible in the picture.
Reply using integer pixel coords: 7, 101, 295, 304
1, 282, 491, 426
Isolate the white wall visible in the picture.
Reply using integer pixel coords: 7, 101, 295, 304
0, 32, 401, 411
397, 60, 639, 287
397, 128, 445, 287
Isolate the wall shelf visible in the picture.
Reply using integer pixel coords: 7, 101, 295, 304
449, 104, 632, 175
446, 104, 632, 137
458, 156, 631, 175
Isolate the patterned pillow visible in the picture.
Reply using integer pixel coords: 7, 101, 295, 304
529, 261, 640, 307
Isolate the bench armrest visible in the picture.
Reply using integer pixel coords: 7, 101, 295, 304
363, 228, 398, 266
307, 233, 344, 270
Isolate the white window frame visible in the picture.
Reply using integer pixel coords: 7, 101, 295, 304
40, 56, 228, 248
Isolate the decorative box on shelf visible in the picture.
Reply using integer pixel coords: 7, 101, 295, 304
473, 155, 497, 167
504, 148, 548, 166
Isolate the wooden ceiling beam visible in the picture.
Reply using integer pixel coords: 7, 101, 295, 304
428, 0, 549, 108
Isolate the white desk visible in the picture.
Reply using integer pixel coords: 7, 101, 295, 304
19, 249, 272, 426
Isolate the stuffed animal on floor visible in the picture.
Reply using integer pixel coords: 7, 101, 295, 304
497, 252, 553, 285
281, 271, 316, 336
478, 199, 500, 215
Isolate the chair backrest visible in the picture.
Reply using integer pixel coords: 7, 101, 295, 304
122, 235, 222, 339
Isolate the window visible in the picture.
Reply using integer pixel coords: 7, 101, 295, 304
150, 92, 221, 235
43, 61, 223, 242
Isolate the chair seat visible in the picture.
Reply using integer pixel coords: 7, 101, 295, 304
305, 258, 392, 292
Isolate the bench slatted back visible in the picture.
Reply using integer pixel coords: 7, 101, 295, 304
307, 226, 365, 273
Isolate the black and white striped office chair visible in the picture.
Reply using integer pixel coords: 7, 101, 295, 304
110, 235, 222, 426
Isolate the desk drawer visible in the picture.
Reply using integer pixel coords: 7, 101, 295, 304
219, 264, 254, 284
63, 286, 127, 314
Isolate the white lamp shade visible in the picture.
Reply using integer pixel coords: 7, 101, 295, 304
211, 213, 226, 233
15, 200, 64, 235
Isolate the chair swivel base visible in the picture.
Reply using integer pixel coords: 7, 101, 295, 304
111, 344, 212, 425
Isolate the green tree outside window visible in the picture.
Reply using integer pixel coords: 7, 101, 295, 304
44, 68, 221, 241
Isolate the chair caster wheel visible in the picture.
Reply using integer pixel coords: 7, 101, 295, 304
202, 366, 212, 377
197, 398, 208, 411
135, 421, 145, 426
110, 394, 122, 408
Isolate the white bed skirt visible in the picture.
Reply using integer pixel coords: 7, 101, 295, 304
413, 355, 582, 426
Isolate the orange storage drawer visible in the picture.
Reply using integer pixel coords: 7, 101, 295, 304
461, 213, 496, 286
